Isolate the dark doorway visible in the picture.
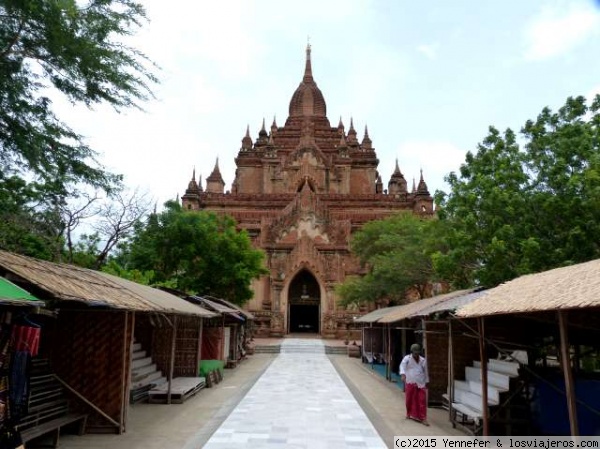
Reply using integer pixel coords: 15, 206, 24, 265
288, 270, 320, 334
289, 304, 319, 333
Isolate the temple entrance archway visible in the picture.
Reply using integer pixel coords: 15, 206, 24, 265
287, 270, 320, 334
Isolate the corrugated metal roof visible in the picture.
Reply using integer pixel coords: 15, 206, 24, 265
412, 290, 487, 317
0, 250, 160, 311
354, 304, 406, 323
202, 295, 254, 320
456, 258, 600, 318
189, 296, 244, 320
378, 289, 479, 324
98, 273, 217, 318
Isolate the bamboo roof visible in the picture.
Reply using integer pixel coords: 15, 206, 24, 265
0, 250, 213, 316
456, 258, 600, 318
99, 273, 217, 317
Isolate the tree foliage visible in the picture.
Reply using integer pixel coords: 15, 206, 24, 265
435, 95, 600, 288
0, 0, 157, 193
336, 213, 446, 307
115, 202, 268, 305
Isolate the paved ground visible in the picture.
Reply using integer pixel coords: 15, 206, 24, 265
203, 339, 386, 449
58, 338, 464, 449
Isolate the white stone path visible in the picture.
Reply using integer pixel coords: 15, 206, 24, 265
203, 338, 387, 449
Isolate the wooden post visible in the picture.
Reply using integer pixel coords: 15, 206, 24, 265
221, 316, 225, 361
122, 312, 135, 432
196, 318, 204, 377
448, 318, 454, 419
119, 311, 129, 434
361, 324, 365, 362
387, 324, 392, 381
558, 310, 579, 436
478, 317, 490, 436
167, 315, 178, 405
370, 323, 374, 370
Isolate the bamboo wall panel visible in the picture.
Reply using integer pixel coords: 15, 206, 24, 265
51, 310, 132, 432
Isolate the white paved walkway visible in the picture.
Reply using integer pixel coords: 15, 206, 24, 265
203, 338, 387, 449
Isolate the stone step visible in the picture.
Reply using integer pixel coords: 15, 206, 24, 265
132, 342, 142, 352
132, 363, 157, 379
253, 346, 281, 354
325, 346, 349, 355
132, 350, 147, 361
131, 372, 164, 389
132, 356, 153, 369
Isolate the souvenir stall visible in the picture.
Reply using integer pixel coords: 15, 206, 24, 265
0, 276, 45, 448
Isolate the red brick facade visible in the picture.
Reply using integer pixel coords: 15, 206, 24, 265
182, 46, 434, 338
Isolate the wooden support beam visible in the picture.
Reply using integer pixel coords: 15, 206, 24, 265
167, 315, 178, 405
119, 311, 129, 434
386, 324, 392, 381
196, 318, 203, 377
478, 317, 489, 436
558, 310, 579, 436
448, 319, 454, 419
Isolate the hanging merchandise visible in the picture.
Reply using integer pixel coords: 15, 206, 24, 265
11, 326, 40, 358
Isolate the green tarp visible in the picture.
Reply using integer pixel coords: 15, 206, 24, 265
198, 360, 224, 377
0, 277, 42, 304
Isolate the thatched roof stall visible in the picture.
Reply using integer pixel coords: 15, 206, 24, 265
185, 295, 248, 365
455, 259, 600, 436
0, 250, 214, 433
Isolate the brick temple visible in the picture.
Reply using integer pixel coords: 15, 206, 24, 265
181, 45, 434, 338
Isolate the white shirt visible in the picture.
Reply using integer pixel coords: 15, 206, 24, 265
400, 354, 429, 388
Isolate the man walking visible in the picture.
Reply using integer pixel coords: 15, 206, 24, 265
400, 343, 429, 426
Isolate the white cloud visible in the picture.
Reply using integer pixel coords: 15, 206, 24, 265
416, 43, 439, 60
524, 2, 600, 61
587, 85, 600, 102
391, 141, 467, 195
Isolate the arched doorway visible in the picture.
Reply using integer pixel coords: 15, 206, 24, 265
287, 270, 320, 334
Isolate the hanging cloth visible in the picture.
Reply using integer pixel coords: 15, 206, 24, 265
8, 352, 30, 422
11, 326, 40, 357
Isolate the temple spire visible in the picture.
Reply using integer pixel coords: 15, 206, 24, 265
347, 117, 358, 144
271, 116, 278, 135
361, 124, 372, 149
241, 124, 252, 150
303, 43, 313, 82
417, 169, 430, 196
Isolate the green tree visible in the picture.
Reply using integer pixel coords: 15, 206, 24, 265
116, 201, 268, 305
336, 213, 445, 307
434, 127, 531, 287
435, 95, 600, 288
0, 174, 59, 260
0, 0, 157, 193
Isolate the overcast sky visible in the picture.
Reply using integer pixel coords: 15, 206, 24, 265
55, 0, 600, 208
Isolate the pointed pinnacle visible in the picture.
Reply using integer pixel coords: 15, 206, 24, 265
245, 124, 250, 137
304, 42, 313, 82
